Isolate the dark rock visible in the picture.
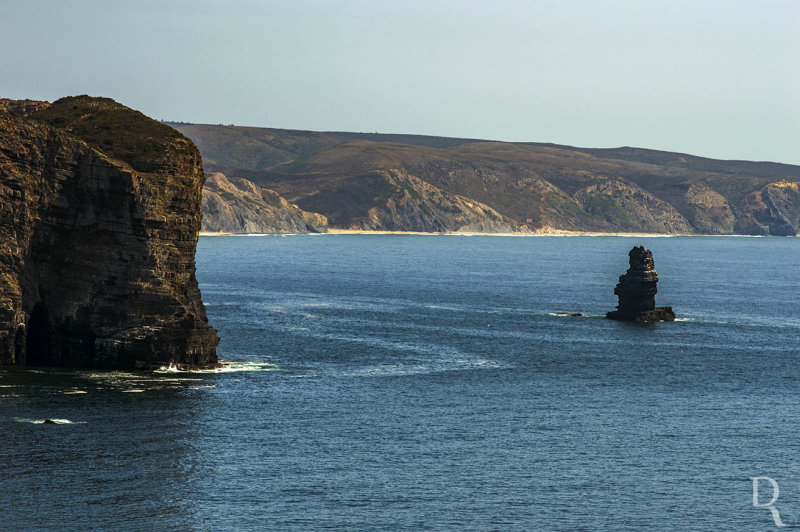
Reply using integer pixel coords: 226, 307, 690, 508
42, 419, 56, 424
553, 312, 583, 317
606, 246, 675, 322
0, 96, 219, 369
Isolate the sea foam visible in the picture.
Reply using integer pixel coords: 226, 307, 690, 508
154, 361, 280, 374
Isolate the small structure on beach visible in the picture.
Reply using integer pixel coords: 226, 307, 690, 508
606, 246, 675, 322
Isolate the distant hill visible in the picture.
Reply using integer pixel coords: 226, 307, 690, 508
168, 122, 800, 235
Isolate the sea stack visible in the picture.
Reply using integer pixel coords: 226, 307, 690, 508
606, 246, 675, 322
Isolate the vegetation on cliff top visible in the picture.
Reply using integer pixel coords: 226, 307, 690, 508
33, 96, 196, 173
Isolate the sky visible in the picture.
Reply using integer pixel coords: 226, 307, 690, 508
1, 0, 798, 164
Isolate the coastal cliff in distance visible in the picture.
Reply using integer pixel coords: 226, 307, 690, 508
262, 166, 524, 233
203, 172, 328, 233
170, 122, 800, 235
0, 96, 218, 369
202, 165, 523, 233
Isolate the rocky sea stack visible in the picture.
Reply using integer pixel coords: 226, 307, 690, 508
0, 96, 218, 369
606, 246, 675, 322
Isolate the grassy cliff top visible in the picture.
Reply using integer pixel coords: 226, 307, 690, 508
32, 95, 196, 173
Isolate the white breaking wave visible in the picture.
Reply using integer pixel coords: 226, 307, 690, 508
324, 353, 511, 379
337, 357, 509, 378
153, 363, 181, 373
15, 418, 85, 424
196, 361, 280, 373
153, 361, 280, 374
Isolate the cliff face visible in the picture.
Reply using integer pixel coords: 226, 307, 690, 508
0, 96, 218, 369
271, 167, 526, 233
679, 183, 735, 234
736, 181, 800, 236
574, 180, 693, 233
203, 172, 327, 233
356, 169, 524, 233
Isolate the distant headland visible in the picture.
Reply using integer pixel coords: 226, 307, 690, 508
168, 122, 800, 236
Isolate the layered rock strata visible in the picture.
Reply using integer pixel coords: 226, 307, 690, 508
606, 246, 675, 322
0, 96, 218, 369
367, 169, 526, 233
202, 172, 328, 233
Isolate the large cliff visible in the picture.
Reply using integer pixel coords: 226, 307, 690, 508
0, 96, 218, 369
170, 122, 800, 235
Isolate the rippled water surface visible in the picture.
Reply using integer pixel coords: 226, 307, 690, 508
2, 235, 799, 530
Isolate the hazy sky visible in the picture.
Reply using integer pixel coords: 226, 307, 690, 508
1, 0, 797, 163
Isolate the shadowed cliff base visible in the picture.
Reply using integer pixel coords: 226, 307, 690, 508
0, 96, 218, 369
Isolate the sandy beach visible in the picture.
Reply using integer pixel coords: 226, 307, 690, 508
197, 228, 742, 238
325, 228, 674, 237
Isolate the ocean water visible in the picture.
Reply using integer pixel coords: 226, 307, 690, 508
2, 235, 799, 531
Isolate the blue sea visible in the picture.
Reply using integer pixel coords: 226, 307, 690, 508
2, 235, 799, 530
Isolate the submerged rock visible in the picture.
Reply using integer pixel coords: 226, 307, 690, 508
606, 246, 675, 322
